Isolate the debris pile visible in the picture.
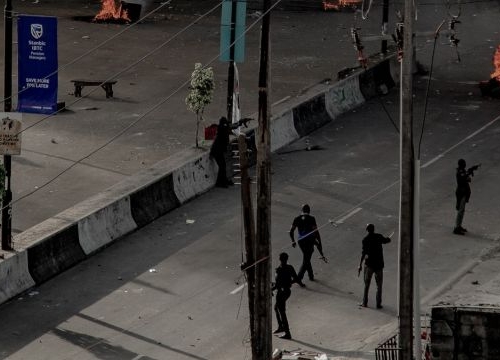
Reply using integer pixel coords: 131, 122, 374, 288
273, 349, 328, 360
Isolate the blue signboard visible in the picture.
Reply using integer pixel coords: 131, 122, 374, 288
17, 15, 58, 114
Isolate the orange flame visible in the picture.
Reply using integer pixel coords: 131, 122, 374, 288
492, 45, 500, 81
94, 0, 130, 22
323, 0, 360, 10
323, 0, 340, 10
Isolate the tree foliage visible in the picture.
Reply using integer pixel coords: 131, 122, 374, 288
185, 63, 215, 147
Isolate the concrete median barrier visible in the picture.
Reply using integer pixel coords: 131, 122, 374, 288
78, 197, 137, 255
0, 54, 398, 305
0, 252, 35, 304
173, 153, 217, 204
130, 175, 180, 228
26, 224, 85, 284
325, 74, 365, 119
269, 110, 299, 153
293, 94, 331, 137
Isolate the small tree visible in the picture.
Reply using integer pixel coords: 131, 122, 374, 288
185, 63, 215, 148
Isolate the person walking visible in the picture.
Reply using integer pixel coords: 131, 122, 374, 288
357, 223, 391, 309
289, 204, 327, 284
272, 252, 301, 340
454, 159, 480, 235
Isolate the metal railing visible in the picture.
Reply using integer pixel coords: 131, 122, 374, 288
375, 325, 431, 360
375, 334, 400, 360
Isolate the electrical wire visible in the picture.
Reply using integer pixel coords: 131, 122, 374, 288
1, 0, 175, 108
378, 97, 399, 133
15, 1, 223, 138
360, 0, 374, 19
6, 1, 285, 215
4, 3, 225, 211
418, 20, 446, 160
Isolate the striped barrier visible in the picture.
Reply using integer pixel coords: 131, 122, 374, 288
0, 252, 35, 303
0, 55, 398, 305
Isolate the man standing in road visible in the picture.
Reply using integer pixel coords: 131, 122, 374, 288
358, 223, 391, 309
454, 158, 480, 235
290, 204, 327, 284
272, 252, 301, 340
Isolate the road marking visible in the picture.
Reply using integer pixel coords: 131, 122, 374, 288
334, 207, 362, 224
323, 115, 500, 231
230, 283, 247, 295
422, 115, 500, 169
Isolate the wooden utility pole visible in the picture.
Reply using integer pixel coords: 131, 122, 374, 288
254, 0, 272, 357
398, 0, 414, 357
238, 135, 258, 359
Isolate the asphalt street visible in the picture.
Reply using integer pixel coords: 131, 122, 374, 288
0, 0, 499, 359
0, 0, 496, 233
1, 48, 500, 358
2, 0, 386, 232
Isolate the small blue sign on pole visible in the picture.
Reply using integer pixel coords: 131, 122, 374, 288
220, 0, 246, 63
17, 15, 58, 114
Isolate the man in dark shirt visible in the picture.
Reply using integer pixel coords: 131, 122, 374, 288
272, 252, 300, 340
210, 117, 233, 188
358, 223, 391, 308
290, 204, 326, 284
454, 159, 480, 235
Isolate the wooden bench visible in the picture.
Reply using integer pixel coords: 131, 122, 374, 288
71, 79, 117, 98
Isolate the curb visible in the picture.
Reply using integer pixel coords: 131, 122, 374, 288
0, 54, 398, 305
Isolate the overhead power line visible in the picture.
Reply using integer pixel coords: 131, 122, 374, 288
16, 1, 223, 138
7, 0, 284, 213
1, 0, 174, 108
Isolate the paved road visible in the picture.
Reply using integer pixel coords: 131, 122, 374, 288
3, 0, 498, 233
1, 48, 500, 358
3, 0, 385, 232
0, 1, 499, 359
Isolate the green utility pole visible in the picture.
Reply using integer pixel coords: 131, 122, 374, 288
226, 0, 237, 122
2, 0, 13, 250
220, 0, 246, 122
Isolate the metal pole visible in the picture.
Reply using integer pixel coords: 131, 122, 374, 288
398, 0, 415, 357
381, 0, 389, 54
414, 159, 422, 359
255, 0, 272, 357
2, 0, 13, 250
226, 0, 237, 122
238, 134, 258, 360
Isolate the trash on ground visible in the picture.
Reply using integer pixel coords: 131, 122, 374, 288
273, 348, 331, 360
